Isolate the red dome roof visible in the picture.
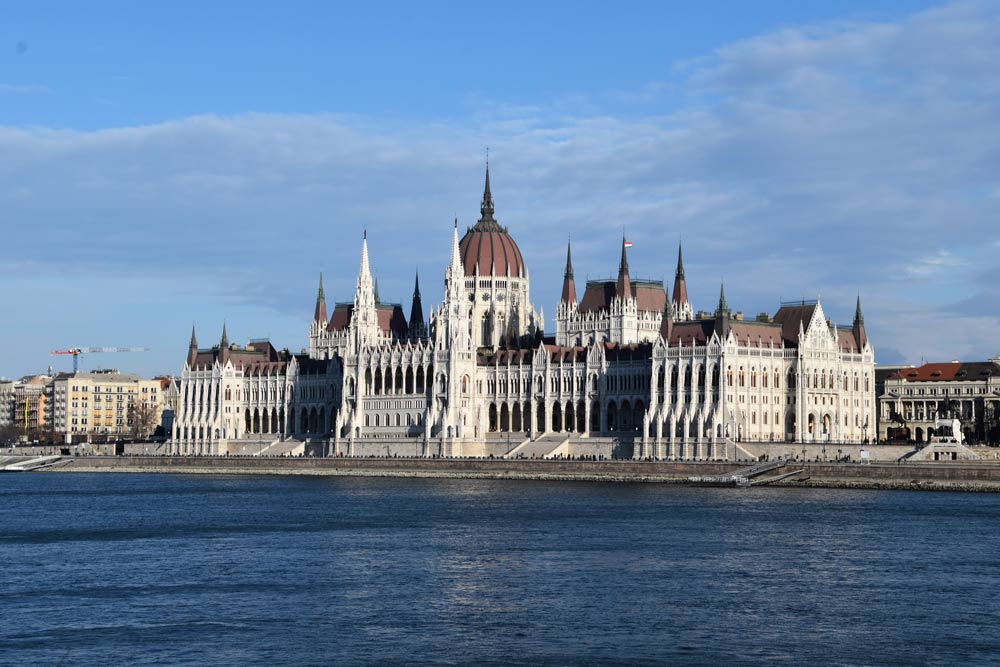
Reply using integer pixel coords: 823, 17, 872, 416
457, 164, 525, 277
459, 223, 525, 277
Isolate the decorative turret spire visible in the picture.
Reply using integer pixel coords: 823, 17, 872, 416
853, 294, 868, 349
561, 239, 577, 305
447, 217, 463, 289
408, 270, 426, 339
219, 322, 229, 364
616, 236, 631, 298
671, 241, 690, 316
352, 230, 378, 344
187, 325, 198, 366
313, 272, 328, 324
714, 282, 731, 338
661, 298, 674, 342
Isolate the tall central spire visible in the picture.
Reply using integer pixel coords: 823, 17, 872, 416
478, 160, 496, 225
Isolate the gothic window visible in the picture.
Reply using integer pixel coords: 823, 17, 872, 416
762, 368, 768, 388
481, 314, 491, 347
726, 367, 733, 387
685, 367, 692, 390
739, 368, 745, 388
751, 369, 757, 388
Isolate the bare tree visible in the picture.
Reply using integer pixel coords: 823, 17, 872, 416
0, 424, 21, 446
129, 401, 160, 440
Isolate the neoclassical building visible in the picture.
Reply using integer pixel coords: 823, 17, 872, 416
171, 166, 875, 458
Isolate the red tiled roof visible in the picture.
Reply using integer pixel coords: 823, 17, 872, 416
888, 362, 1000, 382
579, 280, 666, 314
771, 304, 816, 345
328, 303, 408, 339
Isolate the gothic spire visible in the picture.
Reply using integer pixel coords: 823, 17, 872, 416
714, 283, 731, 339
409, 270, 425, 338
717, 282, 729, 314
359, 230, 371, 283
661, 298, 674, 341
219, 322, 229, 364
187, 325, 198, 366
313, 272, 328, 324
853, 293, 868, 349
672, 240, 689, 311
561, 239, 577, 305
616, 236, 631, 299
479, 160, 495, 224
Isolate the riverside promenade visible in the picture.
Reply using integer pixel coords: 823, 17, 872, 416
39, 455, 1000, 492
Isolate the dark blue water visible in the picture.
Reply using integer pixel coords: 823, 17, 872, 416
1, 474, 998, 666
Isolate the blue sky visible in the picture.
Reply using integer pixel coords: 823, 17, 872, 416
2, 0, 998, 378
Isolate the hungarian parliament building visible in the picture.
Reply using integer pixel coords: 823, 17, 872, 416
171, 167, 876, 459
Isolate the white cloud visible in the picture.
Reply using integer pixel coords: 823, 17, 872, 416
2, 1, 1000, 375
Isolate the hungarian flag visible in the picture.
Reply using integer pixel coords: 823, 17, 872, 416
623, 240, 633, 248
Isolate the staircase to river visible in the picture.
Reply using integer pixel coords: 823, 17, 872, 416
504, 433, 569, 459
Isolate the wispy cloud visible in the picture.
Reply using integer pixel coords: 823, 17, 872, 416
2, 1, 1000, 375
0, 83, 49, 95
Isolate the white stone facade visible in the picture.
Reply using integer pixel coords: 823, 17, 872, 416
170, 167, 875, 458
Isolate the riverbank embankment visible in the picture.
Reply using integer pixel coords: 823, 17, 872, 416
40, 456, 1000, 492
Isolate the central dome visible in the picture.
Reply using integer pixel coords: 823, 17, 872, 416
458, 166, 525, 277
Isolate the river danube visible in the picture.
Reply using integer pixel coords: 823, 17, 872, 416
1, 473, 998, 666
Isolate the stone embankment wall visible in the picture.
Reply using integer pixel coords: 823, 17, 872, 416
53, 456, 1000, 490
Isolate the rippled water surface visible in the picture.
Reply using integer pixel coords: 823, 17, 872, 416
1, 473, 999, 666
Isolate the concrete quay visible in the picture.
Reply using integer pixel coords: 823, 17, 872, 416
47, 455, 1000, 492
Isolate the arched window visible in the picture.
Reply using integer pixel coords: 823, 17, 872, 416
751, 369, 757, 388
739, 368, 745, 388
727, 367, 733, 387
481, 313, 491, 347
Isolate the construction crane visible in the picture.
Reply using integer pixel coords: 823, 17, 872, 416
50, 347, 150, 373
